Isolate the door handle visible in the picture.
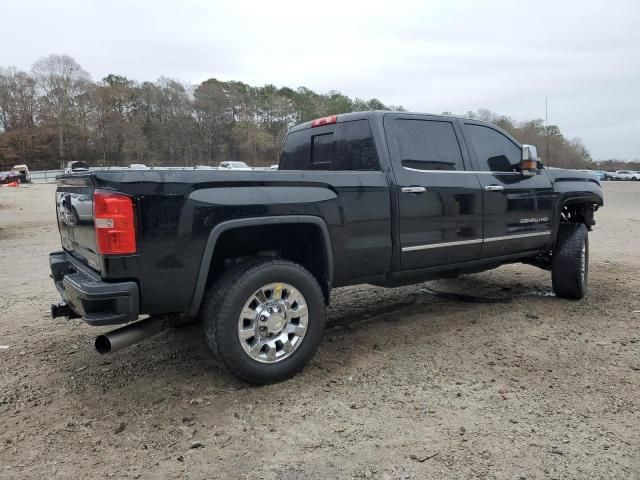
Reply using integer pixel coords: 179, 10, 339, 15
401, 186, 427, 194
484, 185, 504, 192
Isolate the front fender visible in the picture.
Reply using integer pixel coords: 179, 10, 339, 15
550, 179, 603, 241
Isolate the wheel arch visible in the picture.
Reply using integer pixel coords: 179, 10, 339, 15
188, 215, 333, 316
551, 191, 602, 248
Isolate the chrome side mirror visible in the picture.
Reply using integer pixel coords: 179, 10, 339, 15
521, 144, 540, 177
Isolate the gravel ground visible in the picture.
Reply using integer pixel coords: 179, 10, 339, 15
0, 182, 638, 480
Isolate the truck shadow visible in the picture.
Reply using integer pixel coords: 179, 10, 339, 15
62, 267, 556, 398
326, 272, 551, 331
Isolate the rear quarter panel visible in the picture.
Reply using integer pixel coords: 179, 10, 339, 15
92, 169, 392, 315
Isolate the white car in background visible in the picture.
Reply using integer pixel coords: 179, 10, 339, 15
11, 164, 31, 183
219, 161, 252, 170
615, 170, 640, 181
65, 161, 90, 174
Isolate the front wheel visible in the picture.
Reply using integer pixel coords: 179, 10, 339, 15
551, 223, 588, 299
201, 258, 326, 384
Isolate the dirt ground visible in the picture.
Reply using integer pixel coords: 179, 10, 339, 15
0, 182, 638, 480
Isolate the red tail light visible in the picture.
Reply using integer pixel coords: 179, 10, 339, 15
93, 191, 136, 254
311, 115, 337, 127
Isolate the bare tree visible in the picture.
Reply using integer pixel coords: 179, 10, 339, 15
31, 54, 90, 167
193, 79, 232, 162
0, 67, 36, 131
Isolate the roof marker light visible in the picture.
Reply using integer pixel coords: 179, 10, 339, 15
311, 115, 337, 127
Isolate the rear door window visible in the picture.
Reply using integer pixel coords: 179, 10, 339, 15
279, 119, 380, 171
386, 119, 465, 171
333, 120, 380, 170
464, 124, 521, 172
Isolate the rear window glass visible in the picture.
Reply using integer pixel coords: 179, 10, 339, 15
386, 119, 464, 171
279, 120, 380, 171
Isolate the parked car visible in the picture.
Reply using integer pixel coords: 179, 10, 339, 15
11, 164, 31, 183
50, 111, 603, 384
615, 170, 640, 181
65, 161, 90, 174
602, 171, 621, 181
129, 164, 148, 170
0, 171, 21, 185
219, 161, 252, 170
578, 170, 605, 181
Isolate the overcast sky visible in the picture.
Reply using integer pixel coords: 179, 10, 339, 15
2, 0, 639, 160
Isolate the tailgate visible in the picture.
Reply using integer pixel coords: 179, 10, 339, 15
56, 174, 101, 272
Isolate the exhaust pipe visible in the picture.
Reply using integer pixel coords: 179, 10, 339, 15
95, 316, 168, 354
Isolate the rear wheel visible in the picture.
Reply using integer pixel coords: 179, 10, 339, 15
551, 223, 588, 299
201, 258, 326, 384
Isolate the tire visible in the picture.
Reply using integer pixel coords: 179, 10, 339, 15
201, 258, 326, 384
551, 223, 588, 299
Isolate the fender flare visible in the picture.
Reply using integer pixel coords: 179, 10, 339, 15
551, 192, 603, 246
187, 215, 333, 316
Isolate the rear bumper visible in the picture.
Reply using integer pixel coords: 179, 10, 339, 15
49, 251, 139, 326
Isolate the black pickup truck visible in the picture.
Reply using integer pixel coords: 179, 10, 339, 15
50, 111, 603, 384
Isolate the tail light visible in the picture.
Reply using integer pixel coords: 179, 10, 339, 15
93, 191, 136, 254
311, 115, 337, 127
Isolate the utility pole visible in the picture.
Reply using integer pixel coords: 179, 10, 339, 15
545, 97, 550, 162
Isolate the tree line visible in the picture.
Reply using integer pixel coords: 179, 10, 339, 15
0, 54, 614, 172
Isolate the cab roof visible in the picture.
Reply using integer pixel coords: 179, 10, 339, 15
290, 110, 466, 132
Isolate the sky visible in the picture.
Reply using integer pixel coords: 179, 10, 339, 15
2, 0, 639, 161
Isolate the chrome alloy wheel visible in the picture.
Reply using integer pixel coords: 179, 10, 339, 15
237, 283, 308, 363
580, 243, 586, 282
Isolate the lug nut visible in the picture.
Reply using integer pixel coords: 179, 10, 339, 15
260, 315, 267, 322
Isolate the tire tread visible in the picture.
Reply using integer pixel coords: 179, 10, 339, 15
201, 257, 325, 384
551, 223, 588, 299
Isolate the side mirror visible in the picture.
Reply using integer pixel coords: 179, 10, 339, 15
521, 144, 540, 177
